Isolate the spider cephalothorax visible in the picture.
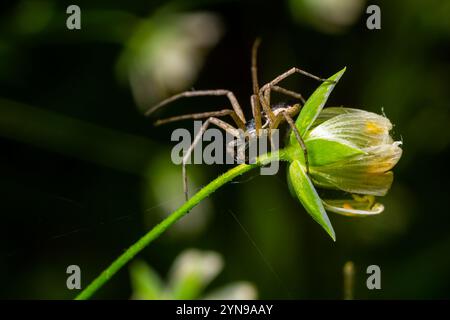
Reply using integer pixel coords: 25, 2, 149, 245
146, 39, 331, 200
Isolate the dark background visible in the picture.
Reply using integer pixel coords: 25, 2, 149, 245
0, 0, 449, 299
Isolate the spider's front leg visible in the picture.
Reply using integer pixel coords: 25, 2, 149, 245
153, 109, 246, 130
145, 89, 246, 124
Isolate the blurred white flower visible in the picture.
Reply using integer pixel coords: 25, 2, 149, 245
129, 249, 258, 300
289, 0, 366, 33
204, 282, 257, 300
117, 12, 223, 111
168, 249, 223, 299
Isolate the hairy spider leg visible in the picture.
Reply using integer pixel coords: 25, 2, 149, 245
145, 89, 246, 124
251, 38, 263, 135
154, 109, 246, 130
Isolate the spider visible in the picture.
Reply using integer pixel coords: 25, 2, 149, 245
146, 39, 332, 200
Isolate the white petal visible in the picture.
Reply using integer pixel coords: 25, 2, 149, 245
312, 107, 359, 127
204, 282, 258, 300
312, 170, 394, 196
333, 142, 403, 173
168, 249, 223, 290
323, 196, 384, 217
308, 108, 393, 149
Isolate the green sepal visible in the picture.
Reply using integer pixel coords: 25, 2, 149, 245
305, 138, 365, 166
288, 160, 336, 241
290, 67, 346, 144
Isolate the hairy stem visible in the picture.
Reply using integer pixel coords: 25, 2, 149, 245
76, 150, 285, 300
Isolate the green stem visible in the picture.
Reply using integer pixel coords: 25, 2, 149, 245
75, 150, 285, 300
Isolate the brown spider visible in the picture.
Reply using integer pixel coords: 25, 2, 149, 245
145, 39, 330, 200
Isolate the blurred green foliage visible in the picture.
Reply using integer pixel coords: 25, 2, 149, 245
0, 0, 449, 299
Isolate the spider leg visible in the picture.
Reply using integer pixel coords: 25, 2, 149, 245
269, 111, 283, 130
251, 38, 263, 135
182, 117, 240, 200
251, 38, 286, 159
260, 87, 276, 123
271, 86, 306, 104
154, 109, 246, 130
250, 95, 262, 135
259, 67, 332, 125
282, 112, 310, 174
263, 67, 330, 89
145, 90, 246, 124
251, 38, 261, 96
268, 103, 301, 130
